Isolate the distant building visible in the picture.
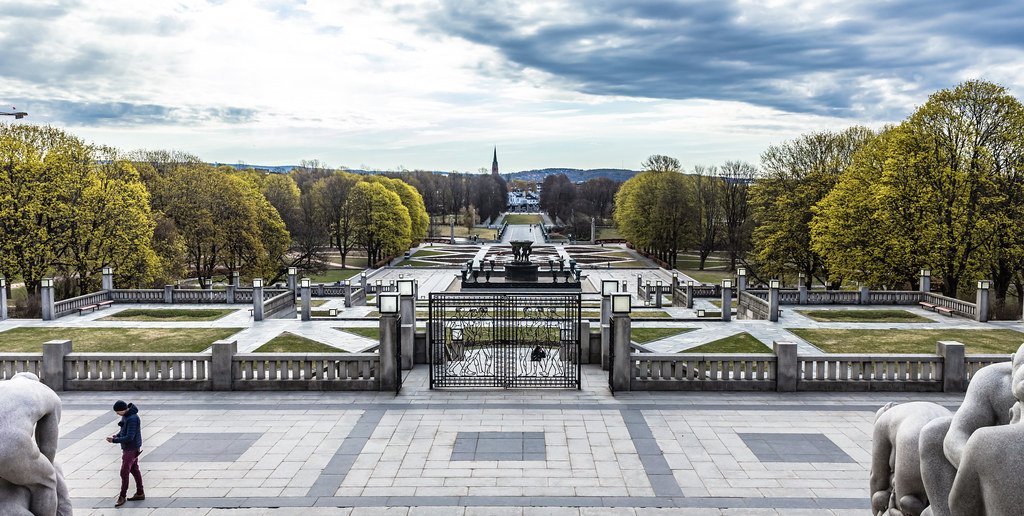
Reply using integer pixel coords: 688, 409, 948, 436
507, 188, 540, 212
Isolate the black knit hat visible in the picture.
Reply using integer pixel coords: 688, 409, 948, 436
113, 400, 128, 412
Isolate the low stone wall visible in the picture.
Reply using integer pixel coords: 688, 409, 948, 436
630, 341, 1007, 392
18, 339, 383, 391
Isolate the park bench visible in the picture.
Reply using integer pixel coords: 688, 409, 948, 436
77, 304, 98, 315
935, 306, 954, 317
97, 300, 113, 310
919, 301, 937, 311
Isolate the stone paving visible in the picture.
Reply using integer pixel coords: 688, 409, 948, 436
55, 366, 971, 515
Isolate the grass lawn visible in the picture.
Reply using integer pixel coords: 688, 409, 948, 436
612, 260, 651, 268
788, 328, 1024, 354
0, 327, 242, 352
632, 327, 695, 344
503, 214, 543, 225
798, 309, 932, 323
680, 269, 733, 284
682, 332, 771, 353
307, 268, 364, 283
412, 249, 447, 257
252, 332, 343, 353
596, 227, 622, 240
311, 299, 329, 307
100, 308, 234, 322
631, 310, 672, 318
338, 327, 380, 340
432, 226, 499, 239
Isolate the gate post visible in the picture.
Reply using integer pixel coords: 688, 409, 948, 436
600, 280, 618, 371
721, 279, 733, 322
769, 279, 780, 322
252, 279, 264, 322
379, 306, 400, 393
398, 279, 416, 370
610, 293, 632, 392
40, 278, 55, 321
300, 279, 311, 321
0, 276, 7, 321
686, 281, 694, 309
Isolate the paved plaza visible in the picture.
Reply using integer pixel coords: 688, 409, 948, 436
57, 366, 965, 515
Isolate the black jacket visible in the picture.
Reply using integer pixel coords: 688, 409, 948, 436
112, 403, 142, 450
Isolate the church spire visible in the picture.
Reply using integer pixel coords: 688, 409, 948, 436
491, 147, 499, 177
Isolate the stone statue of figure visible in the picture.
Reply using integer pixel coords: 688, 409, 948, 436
0, 464, 71, 516
946, 345, 1024, 516
0, 372, 67, 516
870, 401, 952, 516
917, 346, 1020, 516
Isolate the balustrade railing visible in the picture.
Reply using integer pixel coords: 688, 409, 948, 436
109, 289, 163, 303
64, 353, 211, 390
54, 291, 111, 317
232, 353, 379, 390
796, 354, 943, 390
738, 291, 770, 320
632, 353, 776, 390
965, 354, 1012, 382
922, 292, 977, 318
867, 290, 923, 305
263, 291, 296, 318
806, 290, 861, 304
0, 354, 44, 380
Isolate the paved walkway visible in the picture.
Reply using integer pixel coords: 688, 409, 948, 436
58, 366, 962, 515
501, 224, 547, 245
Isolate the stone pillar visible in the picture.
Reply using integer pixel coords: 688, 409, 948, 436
252, 281, 264, 321
42, 340, 71, 392
611, 314, 632, 392
721, 284, 732, 322
590, 217, 596, 244
976, 281, 990, 323
859, 285, 870, 305
0, 277, 7, 321
360, 273, 368, 293
578, 320, 591, 364
737, 269, 747, 292
686, 281, 694, 309
164, 285, 174, 304
937, 340, 966, 392
231, 271, 240, 288
655, 281, 663, 308
797, 273, 807, 304
670, 274, 679, 306
773, 341, 798, 392
344, 281, 353, 308
768, 282, 780, 322
600, 295, 611, 370
301, 283, 311, 321
101, 268, 114, 291
287, 269, 297, 293
919, 269, 931, 293
40, 279, 55, 321
450, 218, 456, 244
379, 313, 400, 392
399, 294, 415, 370
226, 285, 236, 304
211, 340, 237, 391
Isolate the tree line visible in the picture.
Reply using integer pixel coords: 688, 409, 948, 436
614, 156, 755, 269
538, 175, 620, 239
0, 133, 429, 315
614, 80, 1024, 312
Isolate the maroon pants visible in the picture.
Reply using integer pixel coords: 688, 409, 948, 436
119, 449, 143, 497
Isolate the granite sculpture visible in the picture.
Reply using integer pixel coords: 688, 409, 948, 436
946, 345, 1024, 516
870, 401, 952, 515
0, 372, 70, 516
872, 343, 1024, 516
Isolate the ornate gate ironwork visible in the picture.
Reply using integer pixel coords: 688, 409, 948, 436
428, 293, 581, 389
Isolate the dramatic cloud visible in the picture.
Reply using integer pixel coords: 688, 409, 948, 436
2, 0, 1023, 170
425, 0, 1024, 118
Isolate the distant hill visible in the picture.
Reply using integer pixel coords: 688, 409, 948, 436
504, 168, 637, 183
211, 163, 298, 174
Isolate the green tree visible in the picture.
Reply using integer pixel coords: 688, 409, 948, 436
363, 175, 429, 242
614, 155, 692, 268
692, 166, 723, 270
751, 127, 874, 286
311, 171, 360, 268
349, 181, 411, 265
720, 161, 756, 269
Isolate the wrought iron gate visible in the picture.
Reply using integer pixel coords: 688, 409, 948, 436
428, 293, 581, 389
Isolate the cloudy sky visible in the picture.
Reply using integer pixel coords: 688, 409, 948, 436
3, 0, 1023, 172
